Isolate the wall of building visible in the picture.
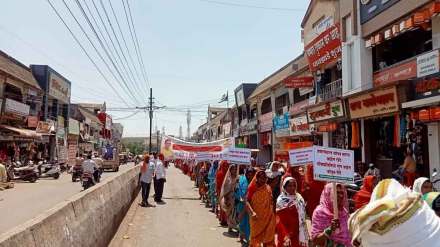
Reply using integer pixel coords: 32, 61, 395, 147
303, 0, 340, 46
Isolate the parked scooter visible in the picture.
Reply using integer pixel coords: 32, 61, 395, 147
6, 162, 38, 183
37, 161, 60, 179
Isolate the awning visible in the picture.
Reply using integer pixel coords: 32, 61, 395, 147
402, 95, 440, 109
0, 125, 42, 140
79, 108, 102, 125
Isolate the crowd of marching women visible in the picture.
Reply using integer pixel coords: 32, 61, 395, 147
174, 159, 440, 247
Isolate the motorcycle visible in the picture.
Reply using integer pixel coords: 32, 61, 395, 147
81, 172, 94, 190
6, 162, 38, 183
71, 164, 83, 182
37, 161, 60, 179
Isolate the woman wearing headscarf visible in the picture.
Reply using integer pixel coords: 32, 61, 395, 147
220, 164, 239, 232
236, 166, 255, 245
303, 164, 326, 217
216, 160, 229, 226
283, 166, 304, 195
353, 175, 376, 210
311, 183, 352, 247
266, 161, 284, 208
423, 192, 440, 217
247, 169, 276, 247
276, 176, 309, 247
208, 160, 219, 212
413, 177, 433, 195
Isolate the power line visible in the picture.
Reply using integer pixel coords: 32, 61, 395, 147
46, 0, 132, 108
97, 0, 147, 101
122, 0, 150, 90
199, 0, 305, 12
113, 110, 141, 120
108, 0, 148, 98
70, 0, 142, 106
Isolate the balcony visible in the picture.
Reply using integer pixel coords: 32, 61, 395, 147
318, 79, 342, 103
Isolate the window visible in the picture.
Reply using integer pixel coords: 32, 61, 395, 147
261, 98, 272, 115
275, 93, 289, 115
343, 15, 352, 41
250, 107, 257, 120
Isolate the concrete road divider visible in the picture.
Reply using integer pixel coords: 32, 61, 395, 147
0, 166, 140, 247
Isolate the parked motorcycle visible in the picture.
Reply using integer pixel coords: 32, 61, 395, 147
6, 162, 38, 183
37, 161, 60, 179
81, 172, 94, 190
71, 165, 83, 182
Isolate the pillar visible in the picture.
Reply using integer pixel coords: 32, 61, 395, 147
428, 122, 440, 175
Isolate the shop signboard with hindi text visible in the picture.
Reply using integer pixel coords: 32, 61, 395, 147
417, 50, 439, 78
307, 100, 344, 124
273, 113, 290, 137
290, 114, 312, 136
49, 72, 71, 104
258, 112, 273, 132
313, 146, 354, 184
68, 118, 80, 135
290, 100, 309, 116
305, 24, 342, 72
4, 98, 30, 117
348, 87, 399, 119
284, 76, 314, 88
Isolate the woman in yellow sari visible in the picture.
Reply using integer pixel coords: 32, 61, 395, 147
246, 169, 276, 247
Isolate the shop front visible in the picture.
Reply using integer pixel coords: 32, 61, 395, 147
402, 74, 440, 176
348, 86, 404, 178
258, 112, 273, 164
306, 99, 346, 147
237, 119, 258, 149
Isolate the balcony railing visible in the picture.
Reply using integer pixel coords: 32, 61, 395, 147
318, 79, 342, 102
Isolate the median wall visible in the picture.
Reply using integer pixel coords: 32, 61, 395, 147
0, 166, 140, 247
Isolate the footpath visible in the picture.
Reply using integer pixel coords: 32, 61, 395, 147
110, 166, 240, 247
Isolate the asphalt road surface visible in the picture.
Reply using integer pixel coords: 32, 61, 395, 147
110, 166, 240, 247
0, 163, 133, 234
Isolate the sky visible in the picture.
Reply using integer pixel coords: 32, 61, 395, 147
0, 0, 309, 137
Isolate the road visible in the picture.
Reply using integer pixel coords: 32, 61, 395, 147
110, 166, 240, 247
0, 163, 133, 234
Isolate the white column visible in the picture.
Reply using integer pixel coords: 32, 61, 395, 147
323, 132, 330, 147
428, 122, 440, 175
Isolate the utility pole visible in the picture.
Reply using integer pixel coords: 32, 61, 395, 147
148, 88, 153, 153
187, 109, 191, 140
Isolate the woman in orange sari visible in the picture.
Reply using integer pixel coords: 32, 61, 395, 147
216, 160, 229, 226
247, 170, 276, 247
353, 175, 376, 210
302, 164, 326, 217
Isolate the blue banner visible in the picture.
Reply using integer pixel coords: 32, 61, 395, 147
273, 113, 289, 130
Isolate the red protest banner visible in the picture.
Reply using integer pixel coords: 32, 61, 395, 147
284, 76, 314, 88
305, 24, 342, 72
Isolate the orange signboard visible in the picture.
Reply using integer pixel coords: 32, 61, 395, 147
373, 59, 417, 87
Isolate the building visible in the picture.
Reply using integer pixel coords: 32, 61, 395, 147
31, 65, 72, 162
234, 84, 258, 149
0, 50, 45, 162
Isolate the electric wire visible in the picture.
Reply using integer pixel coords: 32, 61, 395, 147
108, 0, 147, 98
46, 0, 132, 108
71, 0, 142, 106
97, 0, 147, 101
122, 0, 150, 89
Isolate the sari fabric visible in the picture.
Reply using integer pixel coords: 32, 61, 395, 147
216, 161, 229, 224
276, 177, 309, 247
311, 183, 352, 247
208, 161, 219, 207
220, 165, 239, 227
354, 175, 375, 210
303, 165, 326, 217
236, 175, 250, 241
248, 170, 276, 246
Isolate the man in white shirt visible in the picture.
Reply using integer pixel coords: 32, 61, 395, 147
154, 153, 167, 203
82, 154, 99, 183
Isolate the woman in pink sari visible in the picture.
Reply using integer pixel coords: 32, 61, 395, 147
311, 183, 352, 247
